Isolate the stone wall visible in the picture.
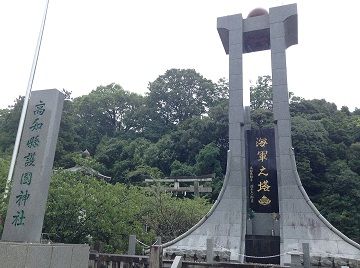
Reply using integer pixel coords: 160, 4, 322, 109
0, 242, 89, 268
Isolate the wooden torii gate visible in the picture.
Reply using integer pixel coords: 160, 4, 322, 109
145, 174, 214, 197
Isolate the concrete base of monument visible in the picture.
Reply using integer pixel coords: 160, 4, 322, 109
279, 149, 360, 264
0, 241, 89, 268
162, 149, 360, 264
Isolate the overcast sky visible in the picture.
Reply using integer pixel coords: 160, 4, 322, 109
0, 1, 359, 110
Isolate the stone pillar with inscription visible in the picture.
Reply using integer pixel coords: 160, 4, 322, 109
2, 89, 64, 242
1, 89, 89, 268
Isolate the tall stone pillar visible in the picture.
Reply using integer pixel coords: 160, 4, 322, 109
227, 14, 245, 162
219, 14, 247, 260
269, 5, 297, 262
162, 14, 248, 261
2, 89, 64, 242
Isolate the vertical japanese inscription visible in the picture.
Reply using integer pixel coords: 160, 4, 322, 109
247, 129, 279, 213
10, 100, 46, 227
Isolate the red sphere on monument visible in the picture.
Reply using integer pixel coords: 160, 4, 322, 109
247, 8, 268, 18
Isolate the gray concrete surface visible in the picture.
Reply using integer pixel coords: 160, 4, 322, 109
0, 242, 89, 268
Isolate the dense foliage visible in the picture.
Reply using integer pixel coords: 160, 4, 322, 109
0, 69, 359, 252
43, 170, 211, 253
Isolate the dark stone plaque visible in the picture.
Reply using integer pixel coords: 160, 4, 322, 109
247, 128, 279, 213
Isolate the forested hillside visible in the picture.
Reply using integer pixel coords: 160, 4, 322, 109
0, 69, 359, 253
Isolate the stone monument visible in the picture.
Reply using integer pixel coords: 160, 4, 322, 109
1, 89, 89, 267
162, 4, 360, 265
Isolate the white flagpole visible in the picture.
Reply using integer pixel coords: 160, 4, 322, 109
4, 0, 51, 196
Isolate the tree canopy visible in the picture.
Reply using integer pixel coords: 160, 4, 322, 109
0, 71, 358, 252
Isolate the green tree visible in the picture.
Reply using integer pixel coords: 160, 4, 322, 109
44, 171, 154, 253
142, 186, 211, 243
147, 69, 226, 126
208, 99, 229, 171
0, 156, 10, 235
73, 83, 144, 152
194, 143, 223, 200
126, 165, 164, 184
251, 108, 274, 129
143, 135, 175, 176
166, 117, 219, 165
54, 91, 82, 168
348, 142, 360, 174
291, 116, 329, 197
250, 75, 272, 111
170, 160, 195, 177
195, 143, 222, 176
95, 137, 153, 183
317, 161, 360, 242
290, 99, 338, 120
44, 170, 211, 251
0, 97, 23, 153
249, 76, 274, 128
